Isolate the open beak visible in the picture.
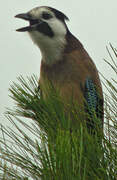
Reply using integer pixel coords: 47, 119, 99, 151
15, 13, 42, 32
15, 13, 31, 21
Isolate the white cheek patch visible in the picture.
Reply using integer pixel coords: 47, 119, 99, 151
49, 18, 67, 37
29, 30, 66, 65
28, 19, 67, 65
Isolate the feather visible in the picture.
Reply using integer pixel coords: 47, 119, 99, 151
84, 78, 98, 111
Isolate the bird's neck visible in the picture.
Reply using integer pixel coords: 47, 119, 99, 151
64, 30, 83, 53
41, 35, 66, 65
40, 31, 83, 66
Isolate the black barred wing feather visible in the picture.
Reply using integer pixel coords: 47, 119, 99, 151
84, 78, 103, 130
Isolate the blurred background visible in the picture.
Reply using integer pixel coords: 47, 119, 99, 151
0, 0, 117, 127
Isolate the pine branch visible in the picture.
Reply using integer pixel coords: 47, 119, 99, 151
0, 45, 117, 179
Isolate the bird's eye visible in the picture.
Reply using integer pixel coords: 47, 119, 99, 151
42, 12, 52, 20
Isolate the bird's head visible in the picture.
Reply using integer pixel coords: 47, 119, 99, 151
15, 6, 69, 65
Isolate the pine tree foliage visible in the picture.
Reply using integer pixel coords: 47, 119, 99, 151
0, 45, 117, 180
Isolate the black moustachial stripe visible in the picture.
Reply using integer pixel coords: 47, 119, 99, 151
36, 22, 54, 37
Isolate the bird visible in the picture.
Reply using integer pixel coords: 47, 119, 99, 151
15, 6, 103, 131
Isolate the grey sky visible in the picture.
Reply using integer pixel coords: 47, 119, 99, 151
0, 0, 117, 126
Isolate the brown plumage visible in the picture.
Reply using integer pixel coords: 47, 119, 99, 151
15, 6, 103, 130
39, 31, 103, 129
40, 31, 103, 107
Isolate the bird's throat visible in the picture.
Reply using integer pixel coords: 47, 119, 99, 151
29, 30, 66, 65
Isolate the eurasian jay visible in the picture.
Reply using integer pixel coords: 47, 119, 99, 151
15, 6, 103, 130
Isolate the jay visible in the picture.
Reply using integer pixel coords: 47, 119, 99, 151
15, 6, 103, 130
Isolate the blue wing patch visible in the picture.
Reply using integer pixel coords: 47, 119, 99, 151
84, 78, 98, 112
84, 78, 103, 132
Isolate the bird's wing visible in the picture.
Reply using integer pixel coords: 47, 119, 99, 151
84, 78, 103, 128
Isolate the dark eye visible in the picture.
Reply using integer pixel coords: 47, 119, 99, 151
42, 12, 52, 20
